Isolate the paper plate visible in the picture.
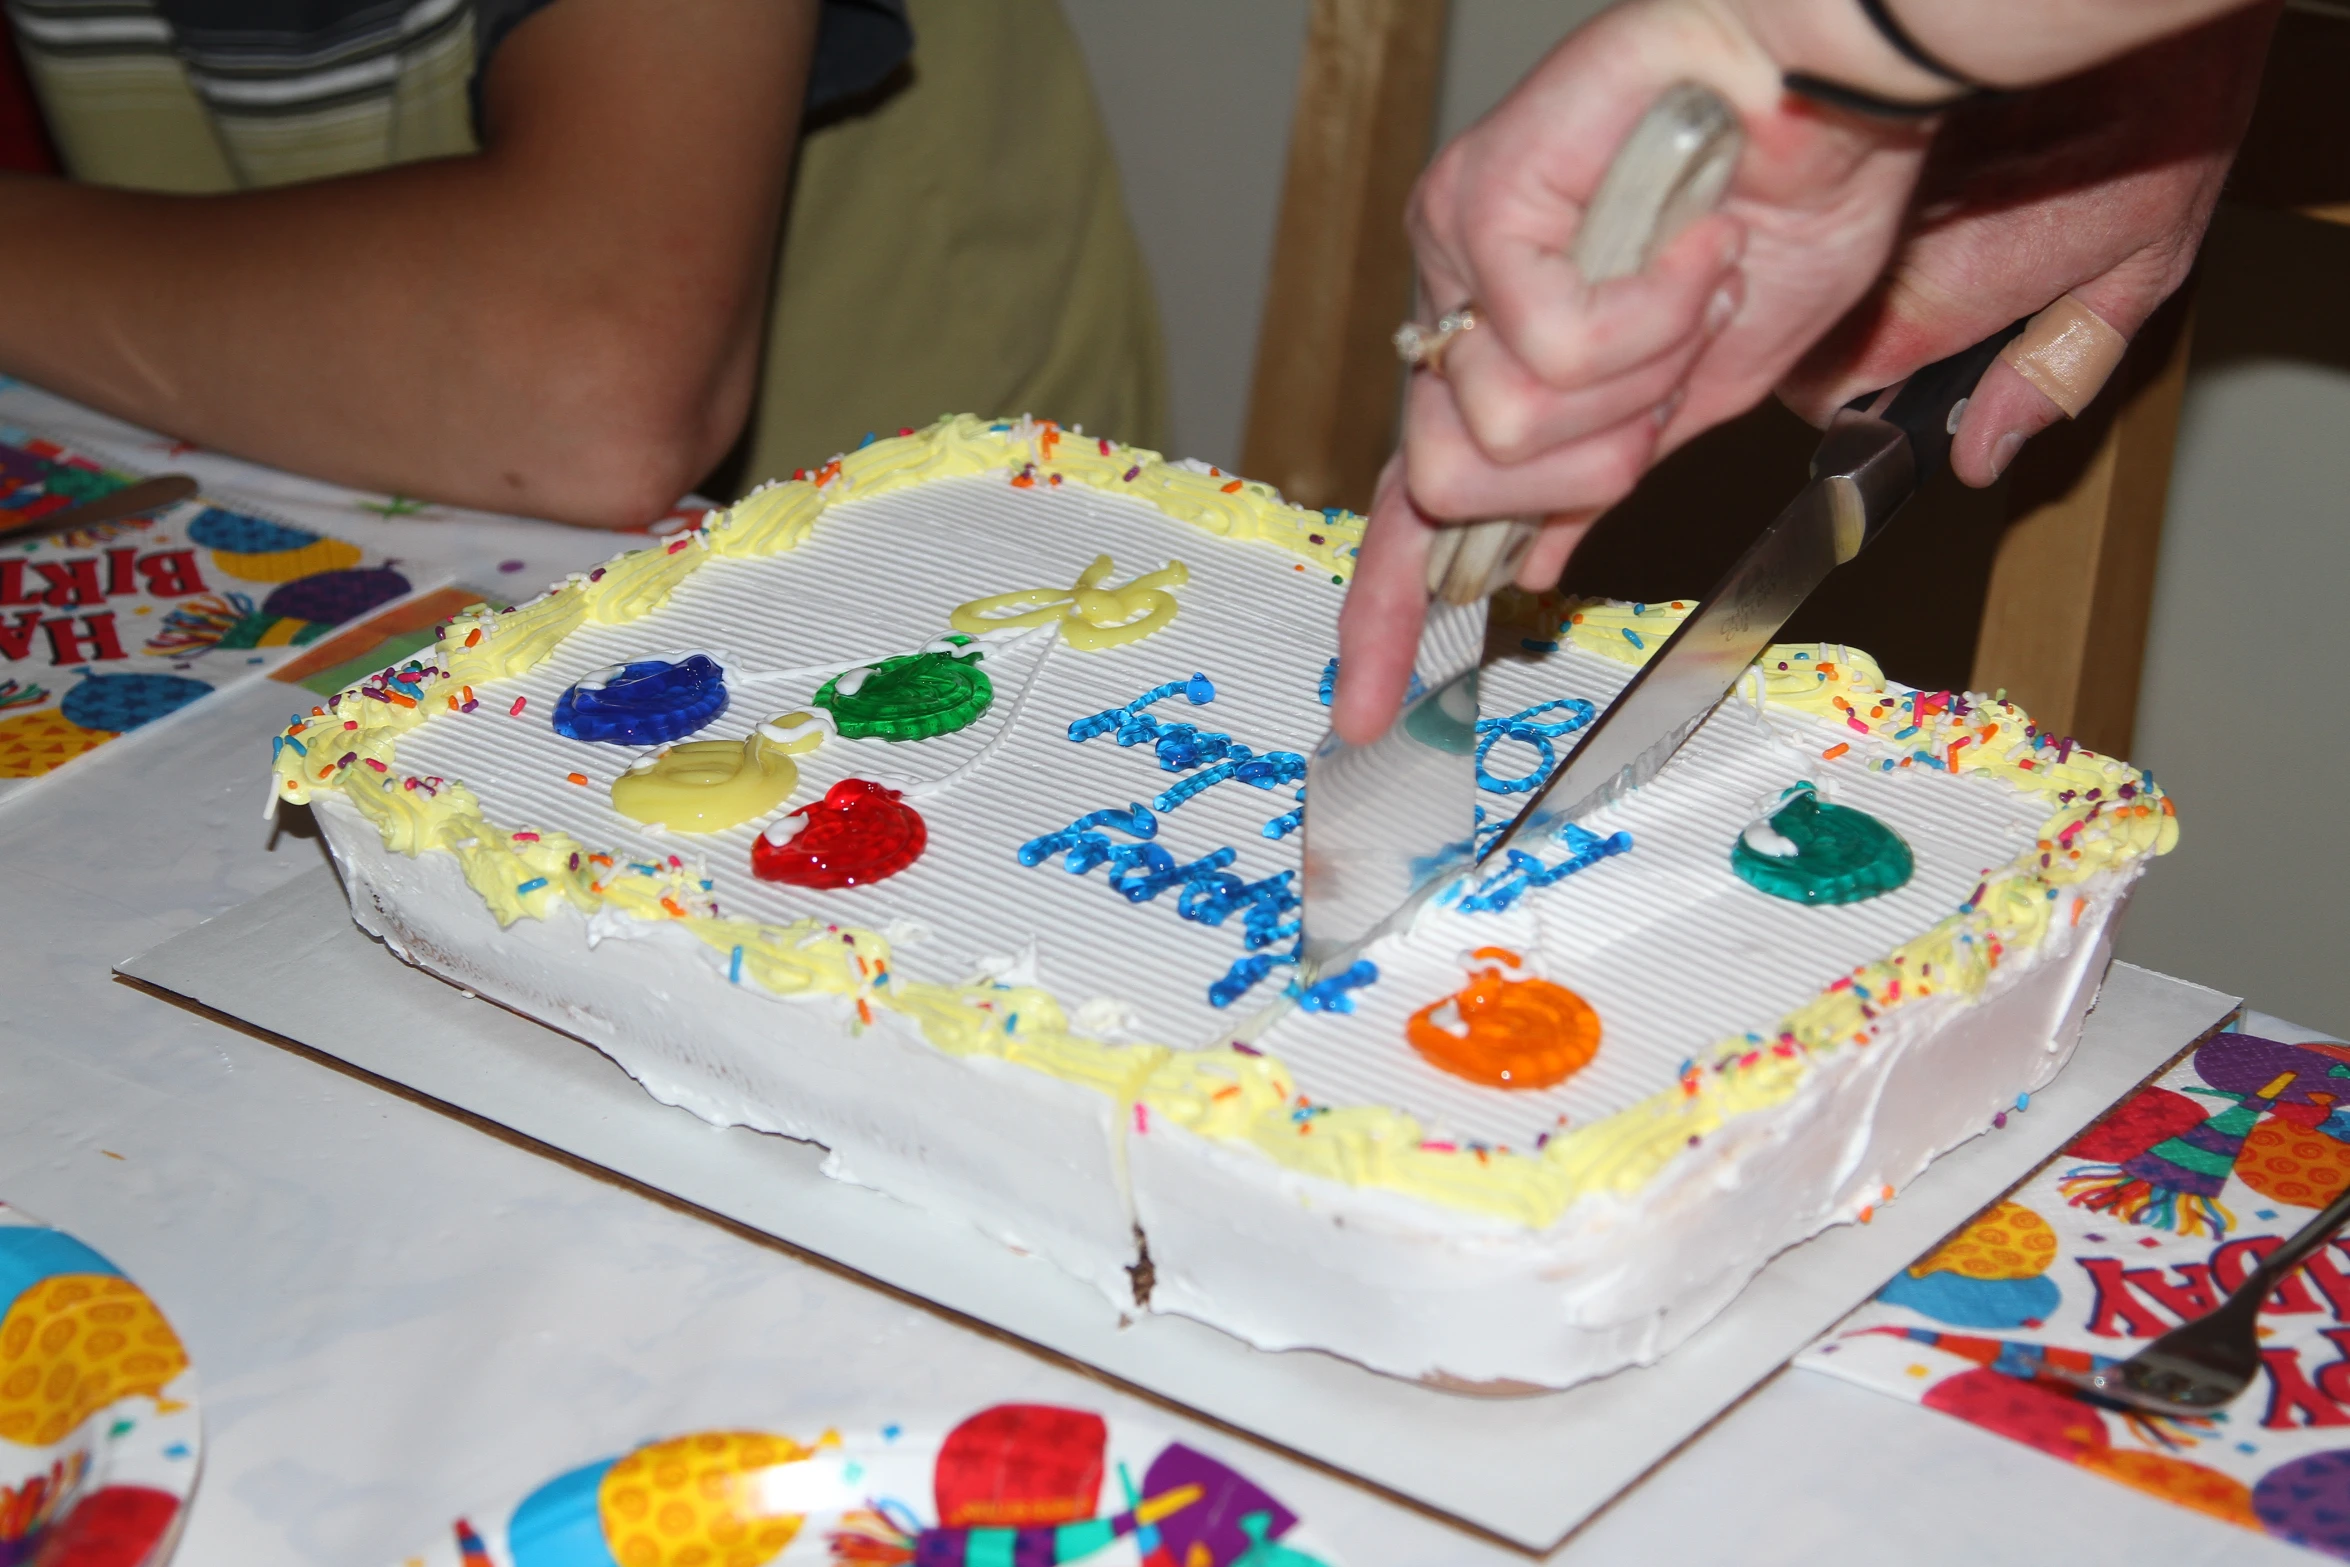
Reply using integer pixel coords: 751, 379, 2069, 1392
0, 1204, 201, 1565
397, 1402, 1343, 1566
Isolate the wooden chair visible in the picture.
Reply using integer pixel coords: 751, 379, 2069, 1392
1239, 0, 2349, 758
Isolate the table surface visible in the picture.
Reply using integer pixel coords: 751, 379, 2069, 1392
0, 433, 2323, 1565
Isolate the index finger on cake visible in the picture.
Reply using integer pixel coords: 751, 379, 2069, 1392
1331, 459, 1436, 745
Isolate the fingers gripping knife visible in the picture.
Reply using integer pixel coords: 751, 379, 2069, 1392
1297, 85, 2034, 1000
1419, 83, 1746, 606
1295, 85, 1744, 987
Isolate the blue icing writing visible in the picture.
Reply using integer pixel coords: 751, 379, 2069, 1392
1153, 749, 1305, 813
1017, 803, 1158, 872
1475, 697, 1596, 795
1179, 868, 1300, 950
1105, 843, 1236, 903
1211, 948, 1297, 1008
1295, 959, 1379, 1014
1068, 673, 1214, 742
1034, 670, 1319, 1008
1455, 823, 1633, 914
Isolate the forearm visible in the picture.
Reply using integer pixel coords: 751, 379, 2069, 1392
0, 165, 759, 525
1733, 0, 2261, 100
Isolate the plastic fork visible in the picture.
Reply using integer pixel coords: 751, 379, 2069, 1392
2057, 1178, 2350, 1417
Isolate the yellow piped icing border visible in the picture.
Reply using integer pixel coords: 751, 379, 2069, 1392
268, 416, 2173, 1230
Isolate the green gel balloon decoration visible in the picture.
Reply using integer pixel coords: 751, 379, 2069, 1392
815, 641, 993, 741
1730, 782, 1914, 905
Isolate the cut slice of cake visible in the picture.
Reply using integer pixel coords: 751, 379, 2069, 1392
268, 416, 2174, 1388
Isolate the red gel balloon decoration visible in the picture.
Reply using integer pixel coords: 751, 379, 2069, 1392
752, 778, 926, 888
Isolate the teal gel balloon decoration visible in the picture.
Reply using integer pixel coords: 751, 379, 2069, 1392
1730, 782, 1913, 905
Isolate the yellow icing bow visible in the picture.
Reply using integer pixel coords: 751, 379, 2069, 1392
950, 554, 1189, 651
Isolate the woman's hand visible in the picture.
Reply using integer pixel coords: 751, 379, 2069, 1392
1782, 4, 2278, 486
1337, 0, 1936, 743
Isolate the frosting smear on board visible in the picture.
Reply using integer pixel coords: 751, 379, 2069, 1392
270, 414, 2177, 1385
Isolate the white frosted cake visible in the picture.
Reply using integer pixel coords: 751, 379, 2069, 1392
267, 416, 2175, 1389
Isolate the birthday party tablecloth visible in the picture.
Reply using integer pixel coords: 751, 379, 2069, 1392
1804, 1025, 2350, 1559
0, 379, 655, 801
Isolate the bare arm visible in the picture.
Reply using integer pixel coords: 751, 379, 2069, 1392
1744, 0, 2257, 98
0, 0, 815, 527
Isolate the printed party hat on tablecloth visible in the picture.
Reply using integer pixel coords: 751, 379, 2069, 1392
2059, 1032, 2334, 1237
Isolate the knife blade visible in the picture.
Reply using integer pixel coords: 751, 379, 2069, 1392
1304, 321, 2031, 982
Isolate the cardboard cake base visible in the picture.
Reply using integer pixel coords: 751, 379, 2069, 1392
119, 865, 2238, 1551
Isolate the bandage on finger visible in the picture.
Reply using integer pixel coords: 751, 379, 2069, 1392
1998, 293, 2129, 418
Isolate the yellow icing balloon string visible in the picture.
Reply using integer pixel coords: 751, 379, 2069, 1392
949, 554, 1189, 651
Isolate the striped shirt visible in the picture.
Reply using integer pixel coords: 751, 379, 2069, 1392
7, 0, 911, 190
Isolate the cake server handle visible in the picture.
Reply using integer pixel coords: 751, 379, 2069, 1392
1423, 82, 1744, 604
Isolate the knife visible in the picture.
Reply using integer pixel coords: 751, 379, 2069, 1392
1306, 321, 2029, 984
1296, 84, 1744, 985
0, 473, 198, 541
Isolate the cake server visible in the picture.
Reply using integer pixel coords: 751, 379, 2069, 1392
1297, 84, 1743, 986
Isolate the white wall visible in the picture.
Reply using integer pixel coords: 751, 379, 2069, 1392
1056, 1, 1308, 468
1058, 0, 1597, 467
2115, 206, 2350, 1037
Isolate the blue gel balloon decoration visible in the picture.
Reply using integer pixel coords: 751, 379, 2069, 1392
552, 655, 728, 745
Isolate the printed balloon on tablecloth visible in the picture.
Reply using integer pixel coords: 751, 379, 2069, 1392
2078, 1447, 2259, 1529
934, 1404, 1106, 1527
507, 1429, 820, 1567
0, 708, 113, 777
1143, 1441, 1303, 1566
0, 1221, 191, 1567
186, 505, 363, 582
56, 672, 210, 735
1875, 1201, 2063, 1328
0, 1227, 189, 1448
2255, 1449, 2350, 1558
29, 1485, 185, 1567
1921, 1367, 2110, 1463
2193, 1033, 2350, 1109
2065, 1083, 2212, 1163
0, 669, 215, 780
260, 565, 410, 625
2238, 1115, 2350, 1210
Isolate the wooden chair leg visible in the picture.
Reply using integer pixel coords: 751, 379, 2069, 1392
1969, 289, 2195, 756
1240, 0, 1449, 514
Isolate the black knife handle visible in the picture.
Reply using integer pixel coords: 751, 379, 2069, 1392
1849, 318, 2030, 485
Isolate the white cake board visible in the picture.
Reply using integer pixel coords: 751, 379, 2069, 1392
118, 866, 2238, 1553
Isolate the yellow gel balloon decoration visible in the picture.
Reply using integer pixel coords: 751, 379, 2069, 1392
610, 713, 825, 834
949, 554, 1189, 651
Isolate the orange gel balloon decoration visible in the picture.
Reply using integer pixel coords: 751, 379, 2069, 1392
1407, 951, 1600, 1089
